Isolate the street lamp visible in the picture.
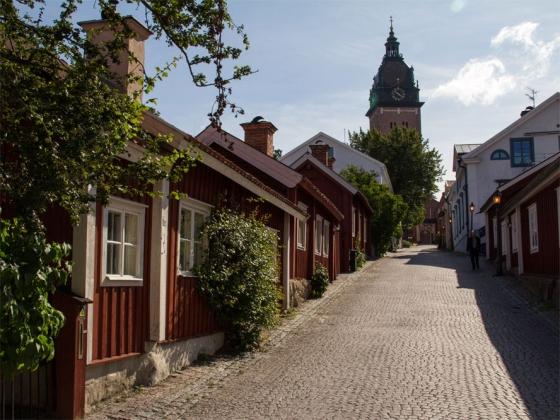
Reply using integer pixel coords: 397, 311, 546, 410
493, 190, 503, 276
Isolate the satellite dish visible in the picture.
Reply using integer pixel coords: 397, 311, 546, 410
251, 116, 265, 123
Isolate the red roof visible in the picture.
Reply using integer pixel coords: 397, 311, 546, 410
197, 126, 303, 188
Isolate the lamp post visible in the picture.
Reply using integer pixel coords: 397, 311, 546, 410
469, 202, 475, 235
493, 190, 503, 276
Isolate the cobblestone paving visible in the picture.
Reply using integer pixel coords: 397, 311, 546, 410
89, 246, 560, 420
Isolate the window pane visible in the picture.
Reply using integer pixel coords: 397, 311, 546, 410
297, 219, 305, 247
323, 222, 330, 255
180, 209, 192, 240
179, 239, 191, 272
108, 211, 121, 241
124, 245, 137, 276
125, 213, 138, 244
193, 240, 203, 268
194, 212, 205, 239
106, 243, 120, 275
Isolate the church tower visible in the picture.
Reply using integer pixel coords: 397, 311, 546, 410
366, 19, 423, 134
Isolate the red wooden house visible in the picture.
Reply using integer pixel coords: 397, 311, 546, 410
482, 153, 559, 303
285, 145, 373, 272
197, 122, 345, 283
1, 17, 313, 417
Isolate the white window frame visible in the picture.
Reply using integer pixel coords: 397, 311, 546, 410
102, 196, 146, 287
178, 197, 212, 276
351, 207, 356, 238
297, 202, 308, 250
527, 203, 539, 254
314, 215, 323, 256
323, 220, 330, 257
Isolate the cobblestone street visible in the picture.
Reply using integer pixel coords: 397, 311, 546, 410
89, 246, 560, 420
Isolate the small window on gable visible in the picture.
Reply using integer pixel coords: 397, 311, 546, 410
510, 137, 534, 167
490, 149, 509, 160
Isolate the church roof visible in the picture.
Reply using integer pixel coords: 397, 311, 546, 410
367, 19, 423, 114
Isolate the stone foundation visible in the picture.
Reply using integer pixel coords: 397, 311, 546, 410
519, 275, 559, 307
85, 332, 224, 413
290, 278, 311, 308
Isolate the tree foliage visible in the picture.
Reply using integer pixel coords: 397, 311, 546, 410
0, 0, 251, 373
349, 127, 443, 227
196, 209, 281, 351
0, 219, 70, 375
341, 165, 407, 257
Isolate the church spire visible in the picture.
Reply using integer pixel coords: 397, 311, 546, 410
385, 16, 400, 58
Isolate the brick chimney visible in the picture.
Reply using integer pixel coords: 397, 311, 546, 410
309, 142, 330, 167
240, 117, 278, 157
79, 17, 151, 100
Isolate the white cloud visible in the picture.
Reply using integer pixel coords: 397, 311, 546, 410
432, 58, 516, 105
491, 21, 538, 48
450, 0, 467, 13
432, 21, 560, 106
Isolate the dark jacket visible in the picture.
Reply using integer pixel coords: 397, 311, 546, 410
467, 236, 481, 255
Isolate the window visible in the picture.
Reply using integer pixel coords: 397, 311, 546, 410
528, 203, 539, 253
297, 202, 308, 250
490, 149, 509, 160
102, 197, 146, 285
314, 215, 323, 255
510, 137, 534, 167
511, 211, 518, 252
351, 207, 356, 238
178, 199, 210, 274
323, 220, 330, 257
501, 220, 508, 256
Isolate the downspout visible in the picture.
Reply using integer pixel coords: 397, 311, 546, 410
457, 157, 470, 235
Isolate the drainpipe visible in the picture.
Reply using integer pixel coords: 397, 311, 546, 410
457, 157, 470, 236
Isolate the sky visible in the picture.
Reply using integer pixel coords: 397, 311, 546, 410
47, 1, 560, 192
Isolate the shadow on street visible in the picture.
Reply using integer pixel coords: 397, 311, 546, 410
396, 246, 560, 420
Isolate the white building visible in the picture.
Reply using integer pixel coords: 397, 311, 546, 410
451, 92, 560, 253
281, 132, 393, 191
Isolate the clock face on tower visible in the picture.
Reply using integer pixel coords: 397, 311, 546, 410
391, 87, 405, 101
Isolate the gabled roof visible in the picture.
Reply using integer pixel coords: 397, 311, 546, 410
462, 92, 560, 160
197, 125, 302, 188
290, 153, 373, 214
452, 144, 482, 171
281, 131, 393, 191
142, 113, 306, 220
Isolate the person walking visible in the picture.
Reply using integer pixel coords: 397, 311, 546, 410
467, 230, 481, 270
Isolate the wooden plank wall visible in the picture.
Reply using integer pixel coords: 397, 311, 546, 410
91, 197, 152, 361
521, 181, 559, 275
165, 163, 285, 341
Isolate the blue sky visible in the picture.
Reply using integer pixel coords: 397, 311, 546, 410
57, 1, 560, 191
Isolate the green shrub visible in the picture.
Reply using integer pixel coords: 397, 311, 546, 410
0, 219, 69, 375
402, 240, 412, 248
310, 264, 329, 299
356, 248, 366, 269
196, 209, 281, 351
